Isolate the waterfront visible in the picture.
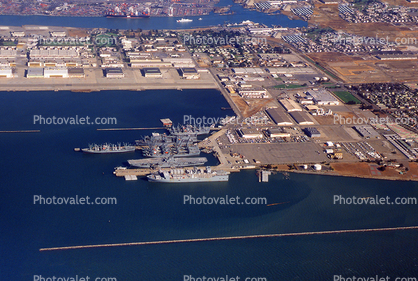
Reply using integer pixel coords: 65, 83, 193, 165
0, 0, 307, 29
1, 90, 418, 280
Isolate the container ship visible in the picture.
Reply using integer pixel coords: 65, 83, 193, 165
147, 167, 229, 183
82, 143, 135, 154
128, 156, 208, 168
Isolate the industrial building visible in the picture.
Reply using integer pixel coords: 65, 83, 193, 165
142, 68, 162, 78
306, 89, 340, 106
27, 68, 44, 78
289, 111, 315, 125
105, 68, 124, 78
238, 88, 268, 99
265, 108, 294, 126
266, 127, 290, 138
354, 125, 380, 138
279, 98, 302, 112
180, 68, 200, 79
304, 127, 321, 138
237, 128, 263, 139
68, 68, 85, 78
232, 68, 264, 74
44, 67, 69, 78
0, 67, 13, 78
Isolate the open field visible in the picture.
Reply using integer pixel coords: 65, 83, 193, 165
306, 53, 418, 83
332, 91, 361, 104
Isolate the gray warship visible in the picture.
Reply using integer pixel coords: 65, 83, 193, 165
82, 143, 135, 154
147, 166, 229, 183
127, 156, 208, 168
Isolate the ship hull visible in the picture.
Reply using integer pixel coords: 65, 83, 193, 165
147, 175, 229, 183
106, 15, 150, 18
82, 147, 135, 154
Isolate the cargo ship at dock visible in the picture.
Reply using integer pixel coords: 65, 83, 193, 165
128, 156, 208, 168
82, 143, 135, 154
147, 167, 229, 183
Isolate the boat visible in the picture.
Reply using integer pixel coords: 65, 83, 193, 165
142, 143, 200, 158
198, 18, 202, 20
106, 14, 150, 18
128, 156, 208, 168
168, 124, 210, 136
177, 18, 193, 23
147, 167, 229, 183
82, 143, 135, 154
135, 132, 197, 146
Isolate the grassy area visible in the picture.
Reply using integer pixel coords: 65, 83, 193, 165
303, 56, 339, 80
333, 91, 361, 104
1, 41, 16, 46
274, 84, 306, 89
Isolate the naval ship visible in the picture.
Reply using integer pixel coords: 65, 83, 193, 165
147, 166, 229, 183
82, 143, 135, 154
142, 143, 200, 158
128, 156, 208, 168
135, 132, 197, 146
168, 125, 211, 136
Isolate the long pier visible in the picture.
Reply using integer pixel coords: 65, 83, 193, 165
0, 130, 40, 133
39, 225, 418, 252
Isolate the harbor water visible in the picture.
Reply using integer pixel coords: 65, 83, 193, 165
0, 0, 307, 29
1, 89, 418, 280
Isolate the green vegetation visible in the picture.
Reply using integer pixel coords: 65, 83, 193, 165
274, 84, 306, 89
303, 56, 339, 80
333, 91, 361, 104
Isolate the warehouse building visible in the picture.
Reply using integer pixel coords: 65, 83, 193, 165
265, 108, 293, 126
354, 125, 379, 138
0, 67, 13, 78
237, 128, 263, 139
304, 127, 321, 138
180, 68, 200, 79
306, 89, 340, 106
289, 111, 315, 125
27, 68, 44, 78
142, 68, 162, 78
44, 67, 69, 78
266, 127, 290, 138
238, 88, 268, 99
68, 68, 85, 78
105, 68, 124, 78
279, 98, 302, 112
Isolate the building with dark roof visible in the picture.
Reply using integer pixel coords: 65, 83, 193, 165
265, 108, 293, 126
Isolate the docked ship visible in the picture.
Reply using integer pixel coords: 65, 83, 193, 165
177, 18, 193, 23
82, 143, 135, 154
168, 125, 210, 136
105, 6, 150, 18
142, 143, 200, 158
128, 156, 208, 168
147, 167, 229, 183
135, 132, 197, 146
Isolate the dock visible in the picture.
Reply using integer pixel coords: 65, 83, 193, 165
0, 130, 40, 133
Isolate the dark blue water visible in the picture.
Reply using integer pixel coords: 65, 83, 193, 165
1, 90, 418, 280
0, 0, 307, 29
